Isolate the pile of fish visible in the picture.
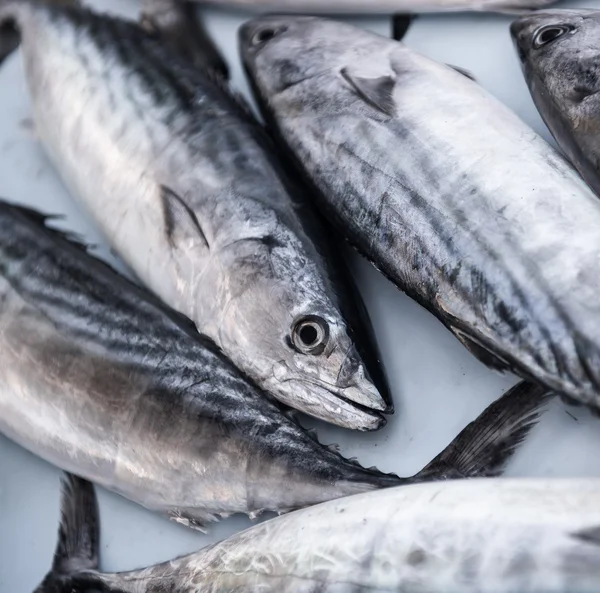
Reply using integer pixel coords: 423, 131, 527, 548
0, 0, 599, 591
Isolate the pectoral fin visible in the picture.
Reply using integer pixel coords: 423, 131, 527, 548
160, 185, 210, 252
340, 69, 396, 117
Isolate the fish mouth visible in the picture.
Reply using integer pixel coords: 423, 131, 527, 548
270, 376, 387, 431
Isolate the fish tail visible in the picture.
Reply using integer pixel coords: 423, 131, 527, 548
0, 0, 79, 64
34, 474, 106, 593
140, 0, 229, 78
414, 381, 552, 481
0, 0, 21, 64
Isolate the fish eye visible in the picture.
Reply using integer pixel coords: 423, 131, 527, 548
251, 25, 288, 47
291, 316, 329, 355
533, 25, 571, 49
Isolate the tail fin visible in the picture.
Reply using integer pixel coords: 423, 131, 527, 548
140, 0, 229, 78
0, 16, 18, 65
391, 14, 415, 42
52, 474, 100, 574
415, 381, 551, 481
34, 474, 102, 593
0, 0, 20, 65
0, 0, 80, 64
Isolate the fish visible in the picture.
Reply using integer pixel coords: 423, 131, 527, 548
140, 0, 229, 78
0, 200, 548, 529
0, 0, 392, 431
189, 0, 559, 15
511, 9, 600, 199
36, 473, 600, 593
240, 15, 600, 411
0, 14, 17, 65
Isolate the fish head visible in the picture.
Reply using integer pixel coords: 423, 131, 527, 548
219, 252, 390, 431
239, 16, 390, 114
511, 10, 600, 112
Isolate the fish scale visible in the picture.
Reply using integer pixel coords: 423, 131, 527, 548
0, 0, 394, 430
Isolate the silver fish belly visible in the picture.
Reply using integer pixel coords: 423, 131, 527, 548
0, 201, 402, 529
240, 16, 600, 410
39, 475, 600, 593
511, 10, 600, 199
0, 1, 390, 431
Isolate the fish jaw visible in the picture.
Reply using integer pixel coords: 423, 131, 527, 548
264, 372, 386, 431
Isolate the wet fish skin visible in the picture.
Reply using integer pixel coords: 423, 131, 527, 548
0, 200, 403, 528
240, 15, 600, 410
511, 9, 600, 198
0, 201, 548, 529
190, 0, 559, 14
0, 1, 392, 430
38, 475, 600, 593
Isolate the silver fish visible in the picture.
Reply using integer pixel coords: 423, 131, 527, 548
190, 0, 559, 14
37, 474, 600, 593
511, 9, 600, 199
0, 0, 390, 431
240, 15, 600, 411
0, 200, 547, 529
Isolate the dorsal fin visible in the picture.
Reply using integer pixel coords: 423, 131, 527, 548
448, 64, 477, 82
391, 14, 415, 42
340, 68, 396, 117
2, 201, 91, 254
573, 526, 600, 545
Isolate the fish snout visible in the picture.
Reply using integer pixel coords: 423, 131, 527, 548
336, 347, 392, 413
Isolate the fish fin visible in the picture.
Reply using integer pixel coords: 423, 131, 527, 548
573, 526, 600, 545
415, 381, 551, 480
33, 474, 104, 593
451, 327, 512, 373
0, 15, 19, 66
1, 201, 92, 254
160, 185, 210, 252
306, 427, 319, 441
448, 64, 477, 82
340, 68, 396, 117
391, 14, 415, 42
326, 442, 341, 454
140, 0, 228, 78
52, 473, 100, 574
167, 508, 222, 532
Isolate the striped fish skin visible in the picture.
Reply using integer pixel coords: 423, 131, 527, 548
188, 0, 559, 13
0, 201, 401, 529
42, 477, 600, 593
511, 10, 600, 199
240, 16, 600, 410
0, 1, 390, 431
